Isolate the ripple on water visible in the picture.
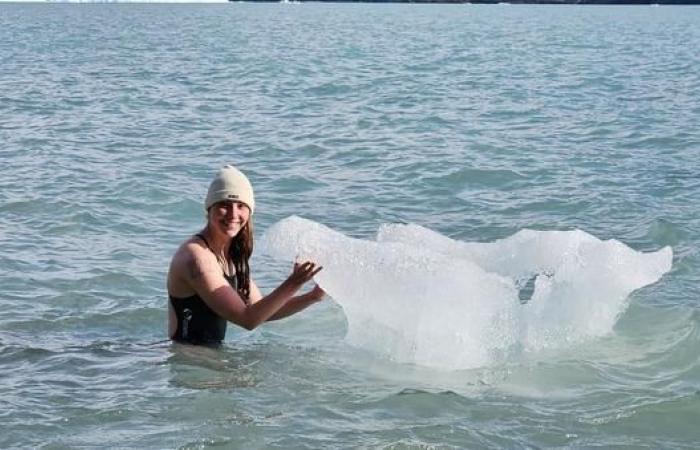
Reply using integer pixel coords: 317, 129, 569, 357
1, 3, 700, 449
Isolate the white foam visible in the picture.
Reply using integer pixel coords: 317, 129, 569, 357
260, 216, 673, 370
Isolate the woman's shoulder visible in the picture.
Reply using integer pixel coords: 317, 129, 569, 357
168, 236, 204, 294
171, 235, 211, 266
169, 235, 219, 289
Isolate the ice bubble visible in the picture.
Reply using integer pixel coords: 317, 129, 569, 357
260, 216, 673, 370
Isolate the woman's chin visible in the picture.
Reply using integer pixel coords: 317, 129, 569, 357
224, 227, 242, 238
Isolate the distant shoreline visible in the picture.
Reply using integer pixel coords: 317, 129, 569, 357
228, 1, 700, 4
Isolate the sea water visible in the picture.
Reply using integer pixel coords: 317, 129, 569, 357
1, 3, 699, 448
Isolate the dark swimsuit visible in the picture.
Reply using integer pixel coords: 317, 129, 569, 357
169, 234, 242, 345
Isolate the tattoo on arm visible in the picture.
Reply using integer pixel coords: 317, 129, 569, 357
188, 257, 205, 281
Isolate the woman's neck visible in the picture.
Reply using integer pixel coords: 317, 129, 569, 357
201, 225, 231, 260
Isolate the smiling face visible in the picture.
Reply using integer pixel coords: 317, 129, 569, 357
208, 200, 251, 239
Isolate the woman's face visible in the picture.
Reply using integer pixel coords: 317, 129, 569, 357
208, 200, 251, 238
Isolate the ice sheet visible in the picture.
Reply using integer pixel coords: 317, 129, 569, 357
261, 216, 673, 370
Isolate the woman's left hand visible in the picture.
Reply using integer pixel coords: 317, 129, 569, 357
307, 284, 326, 303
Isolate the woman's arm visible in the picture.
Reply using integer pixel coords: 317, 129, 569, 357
185, 247, 321, 330
268, 285, 325, 321
248, 280, 325, 321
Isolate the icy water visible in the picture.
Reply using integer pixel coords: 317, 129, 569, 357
1, 2, 699, 448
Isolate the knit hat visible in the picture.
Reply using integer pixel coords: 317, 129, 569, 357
205, 165, 255, 213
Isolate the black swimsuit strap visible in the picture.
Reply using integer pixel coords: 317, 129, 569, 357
195, 233, 210, 249
195, 233, 236, 279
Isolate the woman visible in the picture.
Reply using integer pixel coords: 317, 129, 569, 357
167, 165, 324, 344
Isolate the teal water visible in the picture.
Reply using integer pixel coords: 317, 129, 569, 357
1, 3, 699, 448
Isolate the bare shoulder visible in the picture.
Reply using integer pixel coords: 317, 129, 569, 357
168, 237, 217, 294
172, 238, 213, 279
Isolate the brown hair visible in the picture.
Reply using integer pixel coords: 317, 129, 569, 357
229, 221, 253, 300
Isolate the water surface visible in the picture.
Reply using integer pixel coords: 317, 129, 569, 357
1, 3, 699, 448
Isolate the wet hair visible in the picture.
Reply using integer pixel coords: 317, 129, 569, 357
229, 221, 253, 300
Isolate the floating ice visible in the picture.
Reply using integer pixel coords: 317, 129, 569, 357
260, 216, 673, 370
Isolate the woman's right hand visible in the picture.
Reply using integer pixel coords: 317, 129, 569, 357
286, 261, 323, 288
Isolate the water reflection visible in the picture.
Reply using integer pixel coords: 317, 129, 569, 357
166, 342, 265, 390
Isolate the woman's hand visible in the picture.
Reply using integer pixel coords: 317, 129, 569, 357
306, 284, 326, 303
286, 261, 323, 288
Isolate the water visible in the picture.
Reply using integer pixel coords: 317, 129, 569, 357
1, 3, 699, 448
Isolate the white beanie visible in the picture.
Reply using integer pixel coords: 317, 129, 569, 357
205, 165, 255, 213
